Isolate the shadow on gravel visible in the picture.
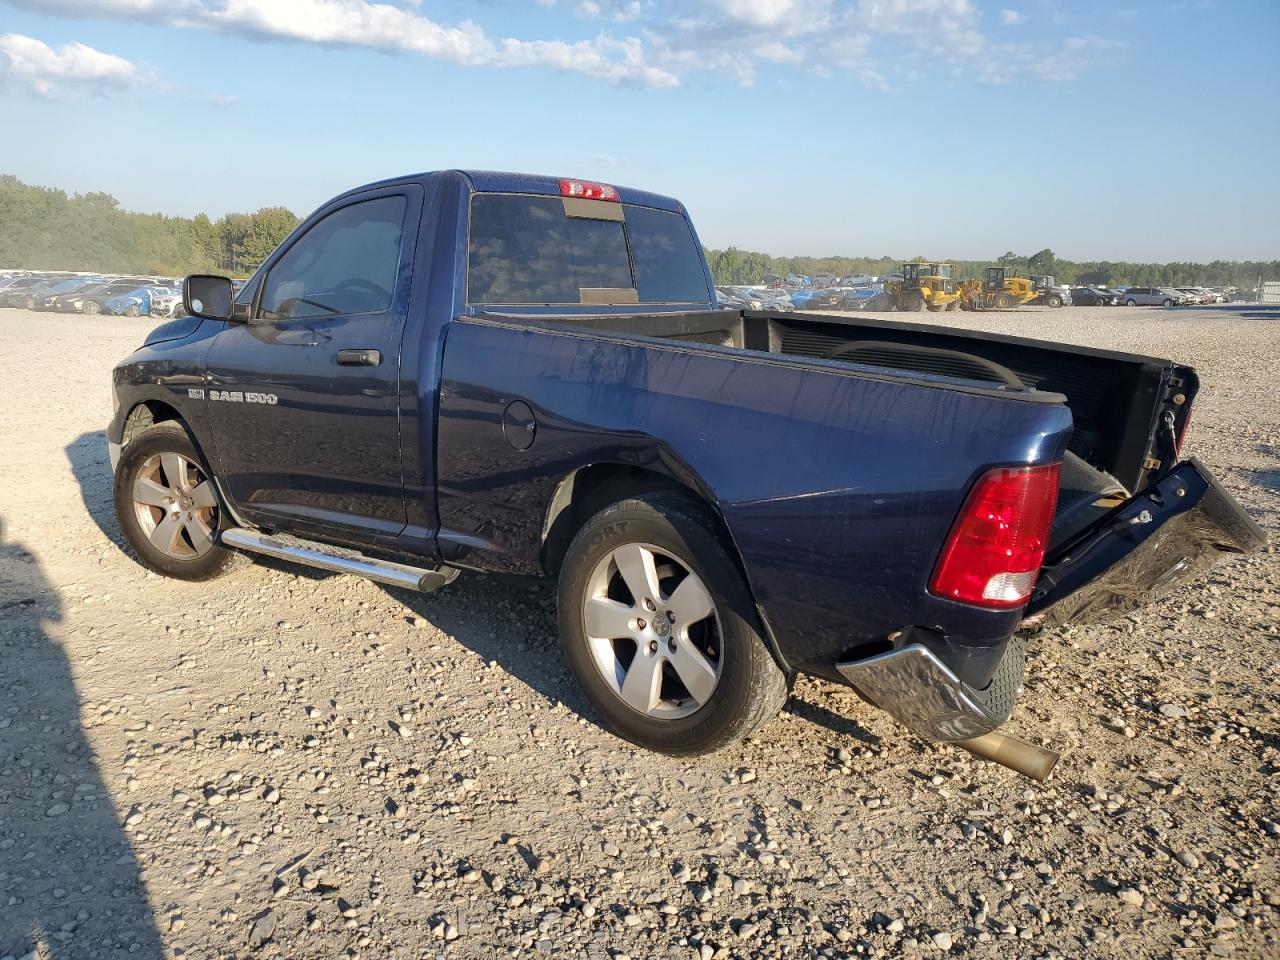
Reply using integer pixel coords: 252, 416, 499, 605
0, 517, 163, 959
65, 430, 122, 548
384, 574, 613, 737
1244, 467, 1280, 492
385, 575, 883, 746
783, 699, 879, 744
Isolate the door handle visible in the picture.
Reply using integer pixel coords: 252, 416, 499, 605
337, 349, 381, 366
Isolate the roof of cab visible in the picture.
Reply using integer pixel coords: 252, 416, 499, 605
324, 169, 684, 215
456, 170, 682, 214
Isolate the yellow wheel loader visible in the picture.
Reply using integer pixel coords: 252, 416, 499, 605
883, 262, 963, 312
959, 267, 1037, 311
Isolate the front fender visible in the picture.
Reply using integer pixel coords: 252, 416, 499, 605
108, 323, 219, 457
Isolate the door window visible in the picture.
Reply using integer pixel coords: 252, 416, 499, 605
259, 196, 407, 320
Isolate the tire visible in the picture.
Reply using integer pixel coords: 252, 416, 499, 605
113, 421, 239, 581
23, 297, 35, 310
1163, 299, 1173, 307
1046, 295, 1062, 308
908, 292, 926, 312
1126, 299, 1137, 306
996, 292, 1016, 309
124, 305, 141, 317
557, 493, 789, 756
81, 299, 101, 315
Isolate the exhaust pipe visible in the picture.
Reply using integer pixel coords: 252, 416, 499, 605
956, 730, 1060, 781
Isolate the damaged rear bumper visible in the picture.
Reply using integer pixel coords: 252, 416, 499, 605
836, 459, 1263, 744
836, 633, 1026, 742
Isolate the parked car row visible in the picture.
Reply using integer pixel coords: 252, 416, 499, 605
716, 274, 1238, 314
0, 270, 186, 317
1067, 285, 1232, 307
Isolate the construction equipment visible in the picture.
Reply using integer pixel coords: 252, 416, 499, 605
883, 262, 962, 312
959, 267, 1037, 311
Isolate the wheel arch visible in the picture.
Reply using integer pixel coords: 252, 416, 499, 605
539, 461, 793, 676
120, 398, 183, 446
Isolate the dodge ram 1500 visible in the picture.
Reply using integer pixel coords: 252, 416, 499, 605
108, 170, 1264, 766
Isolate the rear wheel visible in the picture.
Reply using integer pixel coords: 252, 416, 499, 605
81, 299, 101, 315
908, 292, 926, 312
996, 292, 1016, 309
557, 493, 789, 755
113, 422, 239, 581
1163, 299, 1174, 307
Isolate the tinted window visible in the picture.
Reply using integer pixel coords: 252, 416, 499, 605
260, 196, 406, 320
468, 194, 631, 305
467, 193, 708, 305
626, 205, 709, 303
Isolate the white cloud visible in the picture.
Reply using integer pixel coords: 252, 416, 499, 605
717, 0, 832, 29
2, 0, 1124, 90
0, 32, 135, 96
207, 91, 238, 107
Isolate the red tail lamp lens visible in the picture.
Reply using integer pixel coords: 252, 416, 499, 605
930, 463, 1062, 609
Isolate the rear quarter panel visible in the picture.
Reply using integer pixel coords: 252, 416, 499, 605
435, 317, 1074, 686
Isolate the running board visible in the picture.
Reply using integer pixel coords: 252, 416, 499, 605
219, 528, 458, 593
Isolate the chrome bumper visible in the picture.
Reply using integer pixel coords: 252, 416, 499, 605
836, 640, 1024, 742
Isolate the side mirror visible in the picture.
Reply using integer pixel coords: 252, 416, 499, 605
184, 274, 236, 321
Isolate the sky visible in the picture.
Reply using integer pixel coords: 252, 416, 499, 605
0, 0, 1276, 262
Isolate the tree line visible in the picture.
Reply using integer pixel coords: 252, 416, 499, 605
1, 175, 1273, 288
0, 175, 299, 277
704, 245, 1278, 289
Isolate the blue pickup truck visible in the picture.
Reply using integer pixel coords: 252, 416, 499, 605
107, 170, 1262, 769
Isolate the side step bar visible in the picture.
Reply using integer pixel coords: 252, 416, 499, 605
219, 528, 458, 593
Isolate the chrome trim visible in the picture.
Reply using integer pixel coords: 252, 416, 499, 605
836, 643, 1013, 742
219, 527, 458, 593
108, 439, 122, 471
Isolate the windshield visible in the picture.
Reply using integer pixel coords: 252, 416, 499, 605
467, 193, 709, 306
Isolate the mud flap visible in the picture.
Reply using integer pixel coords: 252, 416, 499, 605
1026, 458, 1265, 628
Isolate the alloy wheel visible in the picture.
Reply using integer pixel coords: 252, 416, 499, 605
131, 452, 219, 559
582, 542, 723, 720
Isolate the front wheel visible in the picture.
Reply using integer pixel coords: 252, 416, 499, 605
557, 493, 789, 756
113, 421, 239, 580
1126, 298, 1137, 306
996, 292, 1016, 309
1163, 299, 1174, 307
1045, 295, 1062, 308
81, 299, 101, 315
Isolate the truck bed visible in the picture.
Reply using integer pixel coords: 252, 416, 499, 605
505, 308, 1194, 495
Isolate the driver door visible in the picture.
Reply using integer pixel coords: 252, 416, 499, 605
204, 185, 422, 546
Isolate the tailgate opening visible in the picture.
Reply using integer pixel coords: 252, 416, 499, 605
1028, 458, 1264, 628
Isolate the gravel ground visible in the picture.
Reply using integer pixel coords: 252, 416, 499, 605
1, 304, 1277, 960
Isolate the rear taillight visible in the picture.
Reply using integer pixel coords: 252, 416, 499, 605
930, 463, 1061, 609
559, 179, 619, 201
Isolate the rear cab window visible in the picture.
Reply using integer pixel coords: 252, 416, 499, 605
467, 193, 709, 306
